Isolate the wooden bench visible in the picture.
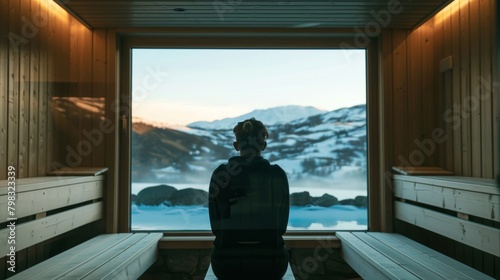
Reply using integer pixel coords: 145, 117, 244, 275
204, 263, 295, 280
8, 233, 162, 280
0, 175, 162, 279
337, 175, 498, 280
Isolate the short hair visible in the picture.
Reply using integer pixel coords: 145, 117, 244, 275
233, 118, 268, 151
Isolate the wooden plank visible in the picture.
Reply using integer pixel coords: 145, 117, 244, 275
105, 28, 120, 234
379, 30, 394, 232
479, 0, 494, 179
37, 0, 48, 175
370, 233, 494, 280
0, 201, 103, 256
18, 0, 30, 179
7, 234, 129, 279
392, 30, 409, 166
392, 175, 499, 195
0, 0, 8, 180
394, 201, 500, 257
394, 180, 500, 222
0, 174, 104, 193
459, 0, 472, 176
450, 0, 462, 175
51, 233, 147, 278
336, 232, 419, 280
45, 0, 56, 171
79, 233, 162, 279
493, 0, 500, 183
28, 0, 40, 177
0, 179, 104, 222
441, 4, 454, 172
92, 29, 107, 167
469, 0, 482, 178
353, 232, 446, 279
7, 0, 20, 173
406, 27, 422, 166
421, 20, 436, 166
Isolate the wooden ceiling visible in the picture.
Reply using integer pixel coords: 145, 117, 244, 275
55, 0, 452, 30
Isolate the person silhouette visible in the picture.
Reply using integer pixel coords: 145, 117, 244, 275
208, 118, 290, 280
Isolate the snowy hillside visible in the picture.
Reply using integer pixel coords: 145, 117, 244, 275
131, 104, 367, 185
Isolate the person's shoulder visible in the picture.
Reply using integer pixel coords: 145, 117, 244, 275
270, 163, 287, 175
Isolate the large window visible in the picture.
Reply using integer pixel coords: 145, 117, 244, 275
130, 49, 367, 231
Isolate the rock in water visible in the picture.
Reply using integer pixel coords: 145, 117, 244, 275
169, 188, 208, 206
290, 191, 315, 206
314, 193, 339, 207
136, 184, 177, 206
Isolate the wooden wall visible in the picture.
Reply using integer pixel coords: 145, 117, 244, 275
382, 0, 498, 277
0, 0, 117, 278
0, 0, 117, 180
382, 0, 498, 178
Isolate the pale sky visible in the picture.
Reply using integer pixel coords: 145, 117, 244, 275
132, 49, 366, 126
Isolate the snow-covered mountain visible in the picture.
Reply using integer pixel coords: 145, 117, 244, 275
187, 105, 325, 130
132, 104, 366, 184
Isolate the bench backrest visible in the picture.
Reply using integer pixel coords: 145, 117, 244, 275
393, 175, 499, 257
0, 175, 105, 257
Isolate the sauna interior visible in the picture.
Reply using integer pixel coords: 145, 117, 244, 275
0, 0, 498, 279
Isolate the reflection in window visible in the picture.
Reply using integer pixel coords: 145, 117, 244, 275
130, 49, 367, 231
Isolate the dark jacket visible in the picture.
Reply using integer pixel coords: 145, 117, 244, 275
208, 156, 290, 248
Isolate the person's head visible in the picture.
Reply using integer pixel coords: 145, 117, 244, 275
233, 118, 268, 156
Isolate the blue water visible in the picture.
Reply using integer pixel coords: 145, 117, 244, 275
131, 204, 367, 231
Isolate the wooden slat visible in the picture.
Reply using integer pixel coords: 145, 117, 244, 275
7, 234, 130, 279
0, 201, 103, 256
56, 233, 147, 278
28, 0, 40, 177
18, 0, 30, 178
105, 28, 119, 234
45, 0, 55, 171
469, 0, 482, 178
337, 232, 420, 280
0, 179, 104, 222
92, 29, 107, 167
369, 233, 494, 280
441, 4, 454, 172
479, 0, 494, 179
392, 175, 499, 194
7, 0, 20, 171
353, 232, 446, 279
37, 0, 48, 175
459, 0, 472, 176
0, 0, 8, 180
407, 27, 422, 166
394, 201, 500, 257
392, 30, 408, 165
393, 179, 500, 222
421, 20, 436, 166
0, 174, 104, 193
79, 233, 161, 279
450, 0, 462, 175
8, 233, 161, 280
